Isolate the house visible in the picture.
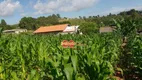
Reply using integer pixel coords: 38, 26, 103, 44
3, 29, 27, 34
99, 26, 115, 33
34, 24, 80, 34
61, 25, 79, 34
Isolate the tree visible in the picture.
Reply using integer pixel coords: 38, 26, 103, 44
19, 17, 37, 30
83, 16, 86, 19
79, 22, 98, 34
64, 17, 67, 19
56, 14, 61, 18
79, 16, 82, 19
46, 14, 59, 25
68, 19, 85, 25
109, 13, 112, 16
128, 9, 136, 15
1, 19, 7, 26
0, 19, 8, 30
37, 16, 48, 26
97, 15, 100, 18
89, 16, 92, 19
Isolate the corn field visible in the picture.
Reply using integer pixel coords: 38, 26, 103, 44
0, 33, 124, 80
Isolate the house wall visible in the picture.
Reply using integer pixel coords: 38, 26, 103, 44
3, 29, 28, 34
63, 26, 79, 33
3, 31, 15, 34
34, 31, 62, 35
99, 27, 113, 33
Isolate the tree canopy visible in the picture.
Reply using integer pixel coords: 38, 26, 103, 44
1, 19, 7, 26
19, 14, 60, 30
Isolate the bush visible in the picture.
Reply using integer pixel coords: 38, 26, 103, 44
79, 22, 99, 35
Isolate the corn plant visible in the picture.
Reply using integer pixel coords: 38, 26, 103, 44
0, 27, 3, 38
122, 35, 142, 80
113, 18, 137, 37
0, 33, 121, 80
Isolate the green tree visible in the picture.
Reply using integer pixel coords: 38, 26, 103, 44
56, 14, 61, 18
79, 22, 98, 34
10, 24, 19, 29
36, 16, 47, 26
83, 16, 86, 20
0, 19, 9, 30
1, 19, 7, 26
19, 17, 37, 30
46, 14, 59, 25
89, 16, 92, 19
68, 19, 85, 25
79, 16, 82, 19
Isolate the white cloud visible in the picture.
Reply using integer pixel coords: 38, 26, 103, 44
102, 6, 142, 15
20, 12, 34, 17
0, 0, 21, 17
20, 13, 27, 16
34, 0, 99, 15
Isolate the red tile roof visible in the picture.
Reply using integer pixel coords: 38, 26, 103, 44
34, 24, 68, 33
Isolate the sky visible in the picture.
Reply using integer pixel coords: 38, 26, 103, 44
0, 0, 142, 25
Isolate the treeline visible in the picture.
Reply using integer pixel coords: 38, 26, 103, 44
0, 9, 142, 33
0, 14, 63, 30
19, 14, 62, 30
83, 9, 142, 26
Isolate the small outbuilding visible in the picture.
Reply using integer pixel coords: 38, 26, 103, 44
99, 26, 115, 33
3, 29, 27, 34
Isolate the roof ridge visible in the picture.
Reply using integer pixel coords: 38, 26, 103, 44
39, 24, 68, 28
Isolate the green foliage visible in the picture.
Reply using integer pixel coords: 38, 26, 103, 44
1, 19, 7, 26
59, 21, 71, 24
80, 22, 98, 34
113, 18, 137, 37
68, 19, 86, 25
10, 24, 19, 29
4, 9, 141, 31
36, 16, 49, 26
119, 35, 142, 80
19, 14, 59, 30
0, 33, 121, 80
0, 27, 3, 37
19, 17, 37, 30
56, 14, 61, 18
0, 19, 12, 30
0, 9, 142, 80
46, 14, 59, 25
